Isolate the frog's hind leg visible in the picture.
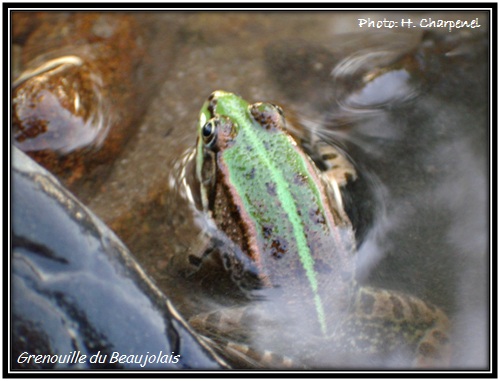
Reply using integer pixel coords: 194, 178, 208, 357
352, 286, 451, 368
189, 306, 301, 369
408, 302, 451, 368
202, 337, 299, 369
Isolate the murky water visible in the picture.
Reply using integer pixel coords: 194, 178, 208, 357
12, 11, 490, 370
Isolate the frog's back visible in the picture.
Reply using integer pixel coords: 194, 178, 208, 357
220, 112, 356, 294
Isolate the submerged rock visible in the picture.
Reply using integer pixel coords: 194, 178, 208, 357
11, 147, 226, 370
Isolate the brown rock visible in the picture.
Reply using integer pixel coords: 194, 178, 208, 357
12, 12, 149, 191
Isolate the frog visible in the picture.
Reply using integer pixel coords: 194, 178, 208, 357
180, 90, 450, 369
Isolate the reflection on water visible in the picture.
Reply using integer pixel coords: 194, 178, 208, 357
315, 29, 488, 368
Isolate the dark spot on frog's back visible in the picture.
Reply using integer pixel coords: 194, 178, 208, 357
312, 256, 333, 275
262, 116, 276, 131
250, 106, 266, 127
266, 181, 277, 196
270, 237, 288, 259
309, 207, 326, 225
244, 144, 254, 153
293, 172, 307, 186
245, 167, 255, 180
262, 224, 273, 239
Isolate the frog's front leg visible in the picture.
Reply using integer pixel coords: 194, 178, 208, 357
189, 306, 299, 369
305, 138, 358, 216
350, 286, 451, 368
282, 116, 357, 188
315, 140, 357, 187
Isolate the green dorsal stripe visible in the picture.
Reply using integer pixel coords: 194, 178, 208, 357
218, 93, 328, 334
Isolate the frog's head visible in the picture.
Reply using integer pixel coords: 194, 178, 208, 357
195, 91, 286, 213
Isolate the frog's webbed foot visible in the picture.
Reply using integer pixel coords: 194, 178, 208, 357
190, 306, 302, 369
351, 286, 451, 368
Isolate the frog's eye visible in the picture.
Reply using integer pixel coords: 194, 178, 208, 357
201, 118, 218, 147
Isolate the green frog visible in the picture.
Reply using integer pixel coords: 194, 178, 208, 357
182, 91, 450, 369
